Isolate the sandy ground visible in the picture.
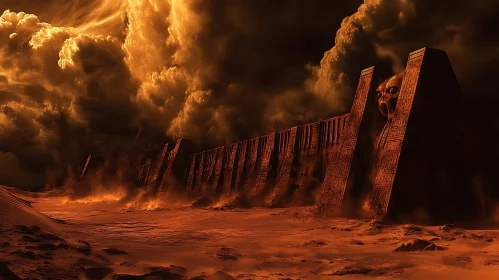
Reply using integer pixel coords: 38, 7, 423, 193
2, 186, 499, 279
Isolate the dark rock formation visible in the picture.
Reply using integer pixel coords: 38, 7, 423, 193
394, 239, 446, 252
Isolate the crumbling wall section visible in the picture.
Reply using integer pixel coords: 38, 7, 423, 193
137, 115, 350, 206
266, 127, 298, 206
156, 139, 196, 198
145, 144, 170, 194
133, 67, 368, 208
185, 154, 197, 193
134, 161, 151, 188
241, 138, 260, 195
221, 144, 238, 196
295, 122, 321, 191
250, 133, 276, 200
209, 147, 225, 195
201, 148, 218, 194
232, 141, 248, 195
320, 115, 348, 184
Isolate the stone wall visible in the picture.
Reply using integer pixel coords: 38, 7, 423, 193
133, 47, 481, 221
180, 115, 348, 206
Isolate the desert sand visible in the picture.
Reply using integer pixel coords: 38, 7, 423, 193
2, 186, 499, 280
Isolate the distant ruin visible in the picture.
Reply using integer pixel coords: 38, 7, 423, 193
132, 48, 483, 222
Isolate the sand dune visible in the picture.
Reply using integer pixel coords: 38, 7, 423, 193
0, 186, 61, 233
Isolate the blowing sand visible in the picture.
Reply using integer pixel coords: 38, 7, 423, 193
2, 186, 499, 279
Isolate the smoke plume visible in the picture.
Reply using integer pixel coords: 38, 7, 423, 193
0, 0, 497, 191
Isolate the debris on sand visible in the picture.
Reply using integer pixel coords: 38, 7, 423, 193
467, 233, 494, 242
440, 224, 457, 232
403, 225, 423, 235
76, 258, 105, 267
330, 265, 375, 276
17, 224, 81, 245
430, 234, 456, 242
351, 239, 364, 245
394, 239, 446, 252
210, 205, 234, 211
329, 263, 415, 277
236, 273, 257, 278
58, 239, 92, 255
77, 239, 91, 248
376, 236, 399, 243
9, 249, 42, 260
271, 210, 291, 216
112, 267, 185, 280
0, 261, 21, 280
119, 261, 136, 267
359, 220, 384, 236
26, 243, 58, 251
303, 240, 328, 246
148, 265, 188, 275
450, 255, 472, 262
216, 247, 241, 261
21, 235, 41, 243
73, 240, 92, 255
104, 248, 128, 255
484, 260, 499, 266
191, 197, 213, 208
433, 224, 464, 240
331, 225, 353, 232
37, 232, 65, 242
12, 224, 94, 258
14, 225, 42, 235
442, 255, 473, 268
190, 271, 236, 280
216, 195, 251, 210
80, 267, 113, 280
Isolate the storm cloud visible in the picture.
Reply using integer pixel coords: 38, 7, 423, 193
0, 0, 497, 190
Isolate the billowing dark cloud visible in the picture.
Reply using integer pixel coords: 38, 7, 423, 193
310, 0, 499, 109
0, 0, 497, 191
126, 0, 363, 147
0, 11, 141, 190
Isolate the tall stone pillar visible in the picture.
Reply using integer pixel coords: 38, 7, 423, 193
317, 66, 378, 214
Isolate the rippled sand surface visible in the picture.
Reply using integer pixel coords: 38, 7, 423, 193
2, 186, 499, 279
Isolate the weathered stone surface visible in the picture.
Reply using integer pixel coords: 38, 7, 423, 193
136, 47, 478, 221
266, 127, 298, 206
241, 138, 260, 195
232, 141, 247, 194
133, 162, 149, 187
251, 133, 276, 200
370, 47, 477, 221
201, 148, 218, 194
209, 147, 225, 195
370, 50, 425, 217
194, 152, 205, 194
221, 144, 238, 196
185, 153, 197, 192
145, 143, 170, 193
318, 66, 377, 214
156, 139, 196, 197
134, 144, 171, 193
294, 122, 321, 196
